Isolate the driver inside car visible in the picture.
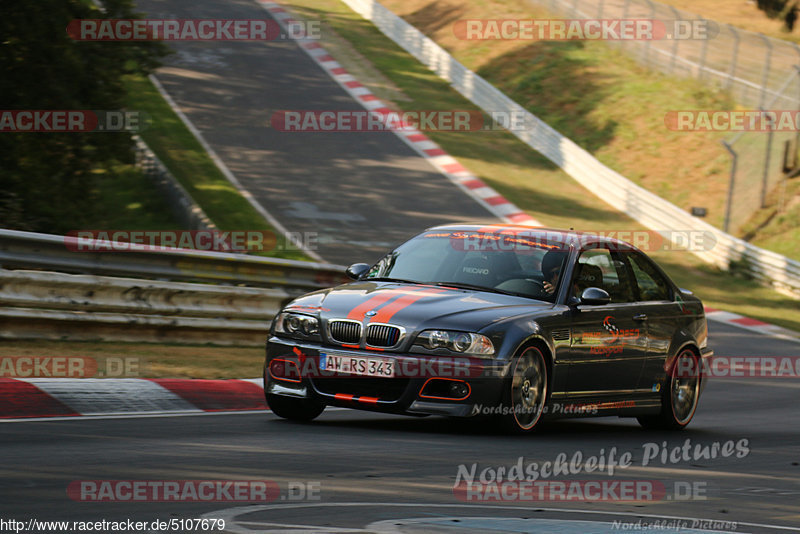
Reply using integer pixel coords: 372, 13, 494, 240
541, 249, 568, 295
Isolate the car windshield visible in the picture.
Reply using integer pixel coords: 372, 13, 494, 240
364, 230, 569, 302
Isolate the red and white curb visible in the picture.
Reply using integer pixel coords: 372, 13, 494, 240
704, 307, 800, 342
0, 378, 266, 420
257, 0, 540, 227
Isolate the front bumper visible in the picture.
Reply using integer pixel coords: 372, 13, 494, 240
265, 336, 508, 417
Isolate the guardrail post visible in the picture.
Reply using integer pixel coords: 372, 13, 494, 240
726, 25, 740, 91
761, 109, 775, 209
698, 18, 709, 80
795, 66, 800, 148
759, 34, 773, 109
722, 140, 738, 234
667, 6, 681, 74
643, 0, 656, 66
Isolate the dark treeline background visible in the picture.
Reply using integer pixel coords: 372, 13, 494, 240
756, 0, 800, 30
0, 0, 166, 233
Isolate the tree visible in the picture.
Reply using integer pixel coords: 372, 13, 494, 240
756, 0, 800, 31
0, 0, 167, 233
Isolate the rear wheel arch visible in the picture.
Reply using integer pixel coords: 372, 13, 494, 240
638, 343, 702, 430
666, 340, 702, 381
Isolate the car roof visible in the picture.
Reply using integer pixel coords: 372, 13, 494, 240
425, 223, 638, 251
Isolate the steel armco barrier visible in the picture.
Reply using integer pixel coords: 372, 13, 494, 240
0, 229, 349, 345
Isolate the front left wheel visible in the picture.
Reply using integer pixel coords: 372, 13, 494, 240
498, 346, 549, 434
266, 393, 325, 421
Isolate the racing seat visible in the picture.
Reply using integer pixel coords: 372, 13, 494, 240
457, 254, 497, 286
574, 263, 603, 296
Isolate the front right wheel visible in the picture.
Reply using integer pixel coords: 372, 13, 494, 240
637, 348, 700, 430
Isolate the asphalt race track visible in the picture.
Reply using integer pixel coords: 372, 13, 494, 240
2, 321, 799, 533
133, 0, 496, 265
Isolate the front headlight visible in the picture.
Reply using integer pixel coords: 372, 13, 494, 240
413, 330, 495, 356
274, 312, 320, 339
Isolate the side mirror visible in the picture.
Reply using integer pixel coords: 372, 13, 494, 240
345, 263, 371, 280
580, 287, 611, 305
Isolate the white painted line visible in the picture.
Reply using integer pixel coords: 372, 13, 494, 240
0, 410, 267, 424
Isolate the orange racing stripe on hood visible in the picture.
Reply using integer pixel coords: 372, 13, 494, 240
346, 286, 438, 321
368, 288, 449, 324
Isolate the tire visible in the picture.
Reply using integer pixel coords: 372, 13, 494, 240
637, 348, 700, 430
497, 346, 549, 434
266, 393, 325, 421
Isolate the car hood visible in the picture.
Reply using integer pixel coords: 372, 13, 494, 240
284, 280, 554, 332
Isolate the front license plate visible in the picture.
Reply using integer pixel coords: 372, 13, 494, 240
319, 353, 395, 378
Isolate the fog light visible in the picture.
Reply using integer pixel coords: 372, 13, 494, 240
449, 381, 469, 398
269, 359, 301, 382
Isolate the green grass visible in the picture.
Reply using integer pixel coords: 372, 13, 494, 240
124, 74, 311, 261
747, 178, 800, 260
86, 164, 182, 230
275, 0, 800, 331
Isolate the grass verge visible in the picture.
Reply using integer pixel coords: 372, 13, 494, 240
86, 164, 182, 230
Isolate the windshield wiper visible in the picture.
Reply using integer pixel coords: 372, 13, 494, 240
366, 277, 421, 284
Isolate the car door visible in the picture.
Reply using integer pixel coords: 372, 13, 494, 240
619, 250, 683, 392
565, 247, 648, 396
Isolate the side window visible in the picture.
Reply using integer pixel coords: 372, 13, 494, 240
574, 248, 634, 303
628, 252, 672, 301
